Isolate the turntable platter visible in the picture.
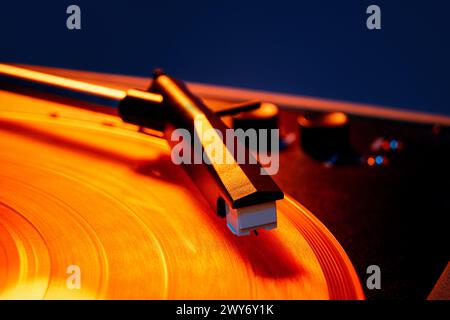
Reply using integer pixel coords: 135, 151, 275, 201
0, 89, 363, 299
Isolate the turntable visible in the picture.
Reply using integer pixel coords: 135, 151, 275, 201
0, 64, 365, 299
1, 62, 449, 300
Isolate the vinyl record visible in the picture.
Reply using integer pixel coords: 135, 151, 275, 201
0, 89, 363, 299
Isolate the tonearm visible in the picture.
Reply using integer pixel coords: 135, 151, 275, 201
0, 63, 284, 236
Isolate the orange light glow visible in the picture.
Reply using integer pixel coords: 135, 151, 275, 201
242, 102, 278, 119
367, 157, 375, 166
0, 63, 127, 100
298, 111, 349, 128
325, 112, 348, 126
126, 88, 163, 104
158, 75, 203, 118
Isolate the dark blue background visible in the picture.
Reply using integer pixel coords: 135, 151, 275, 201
1, 1, 449, 114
